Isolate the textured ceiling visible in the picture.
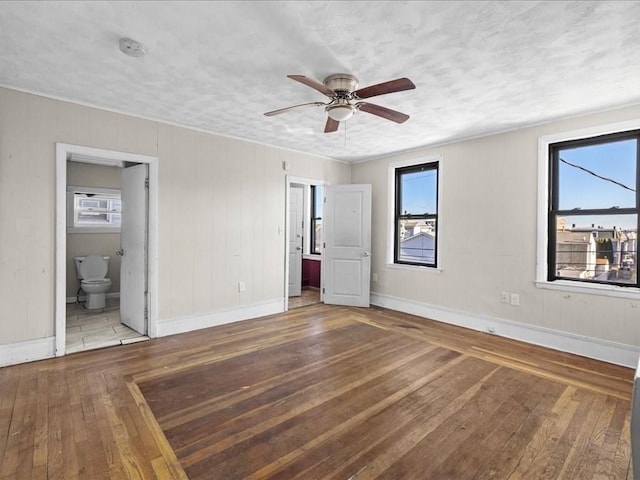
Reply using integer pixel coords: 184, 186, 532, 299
1, 1, 640, 162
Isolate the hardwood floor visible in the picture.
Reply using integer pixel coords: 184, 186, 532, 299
0, 304, 634, 479
288, 286, 321, 309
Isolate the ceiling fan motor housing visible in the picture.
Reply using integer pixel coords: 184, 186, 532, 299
323, 74, 359, 95
323, 74, 359, 121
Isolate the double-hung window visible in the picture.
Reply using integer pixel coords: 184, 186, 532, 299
67, 186, 122, 233
394, 161, 439, 267
548, 130, 639, 287
310, 185, 323, 255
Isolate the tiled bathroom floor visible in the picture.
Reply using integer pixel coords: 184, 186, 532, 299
66, 298, 148, 354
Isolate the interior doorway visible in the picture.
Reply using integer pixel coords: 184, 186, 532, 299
55, 144, 158, 356
285, 176, 326, 310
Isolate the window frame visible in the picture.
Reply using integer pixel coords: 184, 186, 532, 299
536, 119, 640, 298
389, 159, 440, 269
310, 184, 323, 255
547, 131, 639, 288
66, 185, 122, 233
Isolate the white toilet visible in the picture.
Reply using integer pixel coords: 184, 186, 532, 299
74, 255, 112, 309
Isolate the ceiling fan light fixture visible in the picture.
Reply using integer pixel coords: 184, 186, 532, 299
326, 104, 354, 122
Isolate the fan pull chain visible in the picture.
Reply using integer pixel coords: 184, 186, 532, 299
344, 119, 347, 149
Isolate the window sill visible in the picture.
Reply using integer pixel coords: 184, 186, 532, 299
534, 280, 640, 299
386, 263, 443, 274
67, 227, 121, 234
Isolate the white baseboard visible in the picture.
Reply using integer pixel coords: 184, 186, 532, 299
66, 292, 120, 303
157, 298, 285, 337
0, 336, 56, 367
371, 292, 640, 368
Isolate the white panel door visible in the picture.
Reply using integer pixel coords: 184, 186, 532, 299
120, 163, 148, 334
288, 185, 304, 297
323, 184, 372, 307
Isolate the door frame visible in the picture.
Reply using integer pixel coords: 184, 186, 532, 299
288, 183, 304, 297
284, 175, 327, 311
55, 143, 159, 357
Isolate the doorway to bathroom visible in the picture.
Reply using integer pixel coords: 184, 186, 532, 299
55, 144, 158, 356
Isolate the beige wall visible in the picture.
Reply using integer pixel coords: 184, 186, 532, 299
352, 104, 640, 348
66, 162, 122, 297
0, 87, 350, 344
3, 82, 638, 353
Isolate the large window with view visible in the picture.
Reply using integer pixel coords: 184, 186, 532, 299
548, 131, 639, 287
394, 162, 438, 267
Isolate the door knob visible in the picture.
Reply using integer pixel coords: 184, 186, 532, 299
116, 249, 124, 256
362, 251, 371, 257
296, 246, 302, 251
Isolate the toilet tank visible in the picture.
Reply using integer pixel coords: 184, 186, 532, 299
74, 256, 110, 280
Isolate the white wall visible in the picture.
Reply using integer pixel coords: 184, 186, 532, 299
66, 162, 122, 297
0, 87, 350, 346
352, 103, 640, 358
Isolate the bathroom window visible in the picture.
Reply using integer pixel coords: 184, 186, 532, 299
67, 186, 121, 233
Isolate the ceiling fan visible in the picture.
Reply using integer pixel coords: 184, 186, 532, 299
264, 74, 416, 133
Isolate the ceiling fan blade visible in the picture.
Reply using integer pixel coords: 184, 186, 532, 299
324, 117, 339, 133
264, 102, 325, 116
357, 102, 410, 123
353, 77, 416, 99
287, 75, 335, 97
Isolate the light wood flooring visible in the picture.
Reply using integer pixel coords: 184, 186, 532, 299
0, 304, 634, 479
288, 286, 321, 309
66, 298, 148, 354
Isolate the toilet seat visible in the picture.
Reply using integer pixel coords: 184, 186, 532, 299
81, 278, 111, 285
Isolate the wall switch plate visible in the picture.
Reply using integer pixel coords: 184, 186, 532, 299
500, 292, 509, 303
510, 293, 520, 306
372, 273, 378, 283
238, 281, 246, 292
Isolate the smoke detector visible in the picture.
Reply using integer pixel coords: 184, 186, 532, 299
119, 38, 146, 58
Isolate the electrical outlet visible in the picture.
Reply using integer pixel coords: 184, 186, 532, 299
510, 293, 520, 306
372, 273, 378, 283
500, 292, 509, 304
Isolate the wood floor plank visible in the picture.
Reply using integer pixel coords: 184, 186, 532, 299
31, 370, 49, 478
612, 407, 633, 480
0, 367, 19, 470
591, 397, 631, 479
0, 304, 633, 479
3, 368, 38, 479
